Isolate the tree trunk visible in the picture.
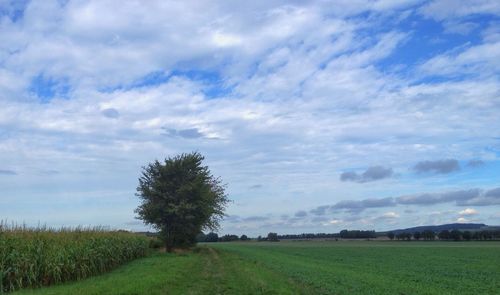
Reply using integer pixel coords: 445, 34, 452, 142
165, 228, 174, 253
165, 242, 173, 253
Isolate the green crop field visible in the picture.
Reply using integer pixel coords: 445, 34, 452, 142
12, 240, 500, 295
0, 225, 150, 293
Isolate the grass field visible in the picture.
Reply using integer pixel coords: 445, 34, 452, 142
13, 241, 500, 295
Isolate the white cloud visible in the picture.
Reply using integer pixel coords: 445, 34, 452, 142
418, 41, 500, 78
419, 0, 500, 21
482, 22, 500, 42
459, 208, 478, 216
0, 0, 499, 234
443, 21, 479, 35
381, 212, 400, 219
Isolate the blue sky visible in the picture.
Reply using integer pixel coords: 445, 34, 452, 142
0, 0, 499, 236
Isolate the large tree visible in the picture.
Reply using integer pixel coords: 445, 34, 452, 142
387, 232, 395, 240
135, 152, 229, 252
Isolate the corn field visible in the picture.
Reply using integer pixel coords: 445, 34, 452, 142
0, 223, 150, 293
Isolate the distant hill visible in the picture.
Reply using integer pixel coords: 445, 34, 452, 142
387, 223, 490, 234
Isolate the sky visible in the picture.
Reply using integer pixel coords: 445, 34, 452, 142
0, 0, 499, 236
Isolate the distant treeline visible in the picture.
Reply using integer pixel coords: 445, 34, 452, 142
196, 232, 277, 242
197, 229, 500, 243
278, 230, 376, 240
339, 230, 376, 239
387, 229, 500, 241
197, 230, 379, 242
277, 233, 338, 240
196, 232, 250, 242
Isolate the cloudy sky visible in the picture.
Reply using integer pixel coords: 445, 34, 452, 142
1, 0, 499, 236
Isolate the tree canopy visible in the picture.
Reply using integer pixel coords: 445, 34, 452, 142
135, 152, 229, 252
267, 232, 279, 242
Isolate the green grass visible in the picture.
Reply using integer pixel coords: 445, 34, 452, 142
213, 241, 500, 294
14, 248, 305, 295
13, 241, 500, 295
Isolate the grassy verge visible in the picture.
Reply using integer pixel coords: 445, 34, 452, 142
14, 247, 309, 295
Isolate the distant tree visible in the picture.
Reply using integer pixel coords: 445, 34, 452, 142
462, 231, 472, 241
438, 230, 450, 240
422, 230, 435, 240
240, 234, 249, 241
220, 234, 239, 242
472, 230, 499, 240
472, 231, 481, 240
257, 235, 263, 242
387, 232, 395, 240
205, 232, 219, 242
395, 232, 411, 241
277, 233, 339, 240
483, 230, 494, 240
196, 232, 207, 243
472, 230, 500, 241
135, 152, 229, 252
450, 229, 462, 241
339, 230, 376, 239
413, 231, 421, 241
267, 232, 279, 242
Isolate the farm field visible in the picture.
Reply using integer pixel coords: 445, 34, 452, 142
0, 227, 150, 293
13, 240, 500, 295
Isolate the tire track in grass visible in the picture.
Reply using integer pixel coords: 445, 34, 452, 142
197, 247, 227, 294
197, 246, 314, 294
13, 246, 319, 294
